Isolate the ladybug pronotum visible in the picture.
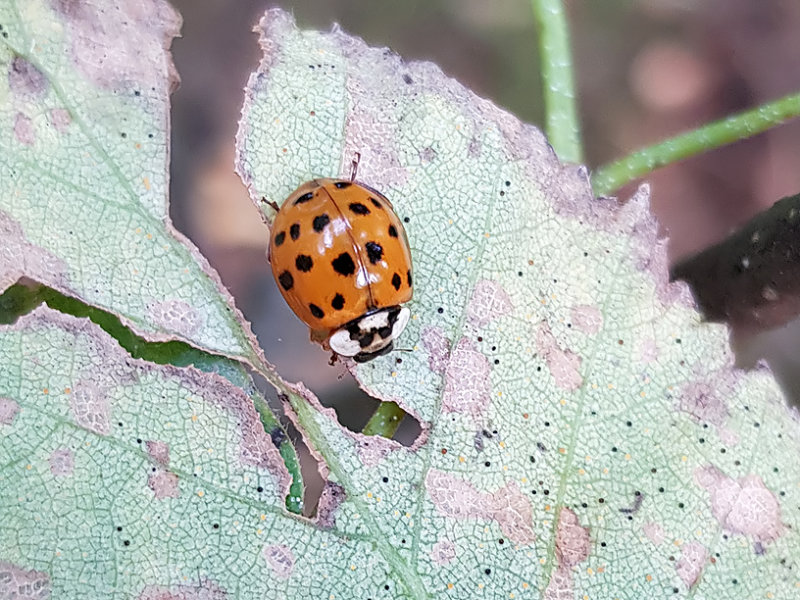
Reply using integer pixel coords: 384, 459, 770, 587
268, 177, 413, 362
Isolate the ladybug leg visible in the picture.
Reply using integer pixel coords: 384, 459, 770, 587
328, 352, 339, 367
350, 152, 361, 182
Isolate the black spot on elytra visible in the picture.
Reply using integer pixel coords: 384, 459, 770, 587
290, 223, 300, 240
332, 252, 356, 276
388, 225, 398, 238
274, 231, 285, 246
370, 197, 383, 209
331, 293, 345, 310
295, 255, 313, 272
407, 270, 412, 287
278, 271, 293, 291
391, 273, 402, 290
334, 181, 351, 189
349, 202, 370, 215
366, 242, 383, 264
309, 303, 324, 319
294, 191, 314, 205
313, 214, 330, 232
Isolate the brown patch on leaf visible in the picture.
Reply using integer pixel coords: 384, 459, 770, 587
148, 300, 204, 338
425, 469, 534, 545
638, 338, 659, 364
442, 338, 492, 418
14, 112, 35, 146
677, 381, 729, 427
8, 57, 49, 99
466, 279, 513, 328
675, 541, 708, 589
553, 507, 590, 567
50, 0, 181, 92
356, 435, 399, 468
0, 397, 20, 425
695, 465, 783, 544
0, 212, 70, 293
70, 380, 111, 435
642, 521, 665, 545
421, 326, 450, 374
430, 538, 456, 565
316, 481, 346, 529
143, 440, 179, 498
544, 507, 590, 600
49, 108, 71, 133
263, 544, 295, 580
49, 448, 74, 477
145, 440, 170, 466
536, 322, 582, 391
148, 469, 179, 499
0, 560, 50, 600
570, 304, 603, 335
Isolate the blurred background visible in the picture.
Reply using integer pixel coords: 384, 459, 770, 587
166, 0, 800, 442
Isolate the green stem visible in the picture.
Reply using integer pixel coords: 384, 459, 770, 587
362, 401, 405, 438
531, 0, 583, 163
592, 91, 800, 196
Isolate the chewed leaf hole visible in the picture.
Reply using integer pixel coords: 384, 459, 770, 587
315, 367, 423, 447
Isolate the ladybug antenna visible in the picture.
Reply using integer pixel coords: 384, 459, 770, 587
393, 347, 413, 353
350, 152, 361, 181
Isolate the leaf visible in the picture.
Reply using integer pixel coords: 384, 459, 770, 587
0, 0, 258, 362
236, 9, 800, 599
0, 307, 299, 596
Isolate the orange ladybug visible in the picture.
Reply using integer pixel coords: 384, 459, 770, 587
268, 173, 413, 362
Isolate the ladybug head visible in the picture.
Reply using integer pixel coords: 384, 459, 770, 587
328, 306, 410, 362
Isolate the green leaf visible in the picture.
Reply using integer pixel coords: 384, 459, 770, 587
0, 0, 258, 362
236, 10, 800, 599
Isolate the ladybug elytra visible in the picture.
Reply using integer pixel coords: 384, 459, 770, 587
268, 176, 413, 362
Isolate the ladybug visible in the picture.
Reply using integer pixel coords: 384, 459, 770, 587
267, 170, 413, 362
